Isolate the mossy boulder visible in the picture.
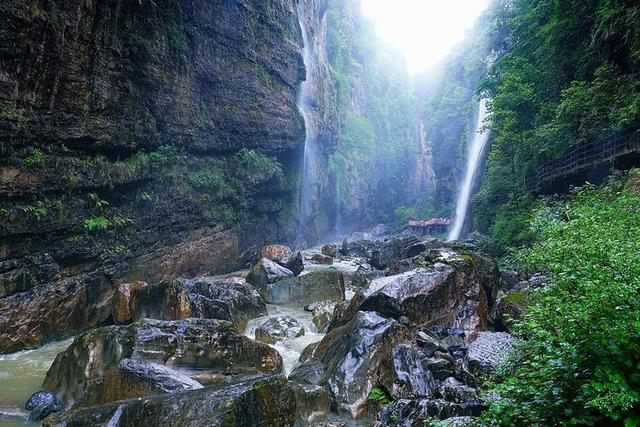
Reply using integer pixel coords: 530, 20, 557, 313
260, 269, 345, 306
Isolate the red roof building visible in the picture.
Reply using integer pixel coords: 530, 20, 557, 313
408, 218, 451, 235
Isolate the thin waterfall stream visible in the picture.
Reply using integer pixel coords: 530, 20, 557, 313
448, 98, 491, 241
296, 1, 321, 244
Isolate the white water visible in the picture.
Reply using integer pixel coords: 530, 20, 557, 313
296, 1, 320, 243
244, 305, 324, 376
448, 98, 491, 241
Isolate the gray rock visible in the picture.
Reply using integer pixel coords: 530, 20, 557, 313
44, 318, 283, 406
465, 332, 517, 376
311, 253, 334, 265
378, 398, 484, 424
25, 391, 62, 421
327, 290, 365, 332
255, 315, 305, 344
77, 359, 203, 407
130, 276, 267, 330
246, 257, 295, 288
43, 376, 298, 427
321, 244, 338, 257
261, 269, 345, 306
293, 383, 330, 425
392, 344, 436, 398
416, 331, 447, 357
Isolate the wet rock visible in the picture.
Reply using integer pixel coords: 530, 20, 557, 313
392, 344, 436, 399
436, 377, 479, 404
465, 332, 517, 377
379, 398, 484, 424
311, 253, 333, 265
359, 250, 499, 338
416, 331, 447, 357
499, 270, 520, 291
246, 257, 295, 288
131, 276, 267, 330
350, 264, 385, 291
261, 269, 345, 306
112, 281, 149, 324
77, 359, 203, 407
369, 236, 419, 270
293, 383, 331, 424
25, 391, 62, 421
289, 360, 326, 385
424, 353, 456, 380
308, 311, 410, 417
44, 318, 282, 405
255, 315, 305, 344
284, 252, 305, 276
258, 245, 294, 265
321, 244, 338, 257
306, 301, 335, 332
0, 272, 114, 354
43, 376, 297, 427
340, 238, 377, 258
327, 290, 365, 332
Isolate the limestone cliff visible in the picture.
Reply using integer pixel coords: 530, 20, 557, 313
0, 0, 307, 352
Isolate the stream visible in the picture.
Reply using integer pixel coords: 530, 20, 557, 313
0, 244, 366, 425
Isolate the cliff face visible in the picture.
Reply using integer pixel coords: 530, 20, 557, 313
0, 0, 307, 352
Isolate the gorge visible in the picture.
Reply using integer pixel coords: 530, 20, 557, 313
1, 0, 640, 425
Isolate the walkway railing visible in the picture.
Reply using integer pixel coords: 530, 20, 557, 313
527, 127, 640, 192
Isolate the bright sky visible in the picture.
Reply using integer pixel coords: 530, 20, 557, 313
361, 0, 490, 74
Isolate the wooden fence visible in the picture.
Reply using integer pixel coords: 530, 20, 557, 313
526, 128, 640, 192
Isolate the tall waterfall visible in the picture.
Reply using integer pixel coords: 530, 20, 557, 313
448, 98, 491, 241
296, 1, 320, 242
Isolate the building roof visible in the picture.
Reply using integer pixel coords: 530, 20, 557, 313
408, 218, 451, 227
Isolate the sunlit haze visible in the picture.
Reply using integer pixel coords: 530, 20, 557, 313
361, 0, 490, 73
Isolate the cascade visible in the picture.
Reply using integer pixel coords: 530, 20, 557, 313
296, 1, 321, 243
447, 98, 491, 241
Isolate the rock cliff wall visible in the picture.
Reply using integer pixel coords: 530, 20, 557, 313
0, 0, 308, 352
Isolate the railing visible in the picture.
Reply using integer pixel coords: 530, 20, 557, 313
527, 127, 640, 192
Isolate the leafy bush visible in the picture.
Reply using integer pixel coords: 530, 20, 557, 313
189, 166, 230, 199
24, 149, 45, 167
367, 387, 393, 405
83, 216, 111, 232
484, 177, 640, 425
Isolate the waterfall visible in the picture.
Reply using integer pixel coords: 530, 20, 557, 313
447, 98, 490, 241
296, 1, 320, 243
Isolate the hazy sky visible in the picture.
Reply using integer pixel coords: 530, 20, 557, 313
361, 0, 490, 73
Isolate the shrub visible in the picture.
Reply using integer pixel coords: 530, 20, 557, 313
24, 149, 45, 167
484, 176, 640, 425
83, 216, 111, 232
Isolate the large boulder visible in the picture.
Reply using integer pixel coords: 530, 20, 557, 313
260, 269, 345, 306
246, 257, 295, 287
25, 390, 62, 421
258, 245, 294, 265
112, 281, 149, 324
465, 332, 517, 377
321, 244, 338, 257
369, 236, 420, 270
305, 311, 410, 417
359, 249, 499, 340
77, 359, 203, 407
327, 290, 365, 332
255, 315, 305, 344
378, 398, 483, 424
311, 253, 333, 265
131, 276, 266, 330
43, 376, 298, 427
257, 245, 304, 276
351, 264, 385, 291
43, 318, 282, 406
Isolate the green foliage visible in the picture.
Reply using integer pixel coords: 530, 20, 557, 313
483, 177, 640, 425
83, 216, 111, 232
24, 148, 45, 167
393, 206, 417, 230
140, 191, 152, 201
232, 148, 283, 183
367, 387, 393, 405
20, 201, 47, 220
488, 195, 538, 249
476, 0, 640, 236
88, 193, 109, 210
189, 166, 230, 199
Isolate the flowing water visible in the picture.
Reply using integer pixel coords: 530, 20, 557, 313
0, 339, 72, 426
448, 98, 491, 241
296, 1, 321, 243
244, 305, 324, 376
